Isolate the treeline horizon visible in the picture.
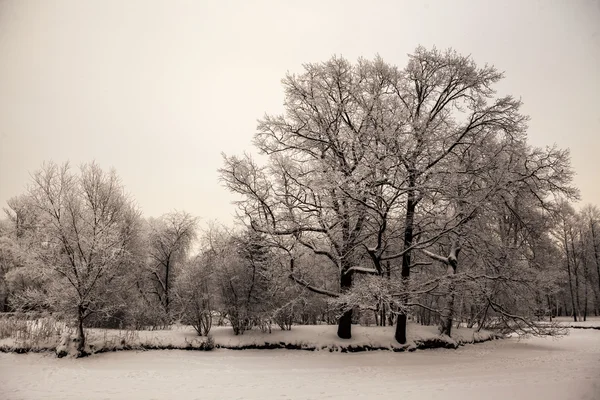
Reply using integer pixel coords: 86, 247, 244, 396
1, 46, 599, 358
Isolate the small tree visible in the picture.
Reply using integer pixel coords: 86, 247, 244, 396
176, 255, 214, 336
145, 211, 198, 321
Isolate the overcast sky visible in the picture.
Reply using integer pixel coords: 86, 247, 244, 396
1, 0, 598, 225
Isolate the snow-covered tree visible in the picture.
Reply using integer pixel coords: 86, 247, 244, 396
220, 54, 423, 339
220, 46, 575, 344
13, 161, 142, 356
175, 254, 214, 336
144, 211, 198, 321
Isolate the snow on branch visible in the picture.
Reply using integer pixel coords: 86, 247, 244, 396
343, 267, 379, 276
288, 274, 339, 298
409, 261, 433, 268
421, 249, 449, 264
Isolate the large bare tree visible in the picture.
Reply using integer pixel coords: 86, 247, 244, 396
220, 46, 578, 343
220, 56, 398, 339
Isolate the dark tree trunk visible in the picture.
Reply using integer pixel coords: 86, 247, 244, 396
164, 259, 171, 317
337, 269, 353, 339
564, 233, 578, 322
568, 268, 577, 322
0, 288, 7, 313
574, 266, 581, 322
590, 219, 600, 297
477, 301, 491, 332
582, 241, 589, 322
569, 228, 582, 321
395, 188, 416, 344
594, 288, 600, 318
76, 305, 87, 357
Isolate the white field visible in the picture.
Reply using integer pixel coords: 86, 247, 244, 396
1, 329, 599, 400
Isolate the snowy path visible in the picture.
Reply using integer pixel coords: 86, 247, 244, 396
1, 329, 599, 400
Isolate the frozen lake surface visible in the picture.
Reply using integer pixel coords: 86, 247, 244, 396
1, 329, 599, 400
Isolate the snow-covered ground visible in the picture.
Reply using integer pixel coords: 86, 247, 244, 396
554, 316, 600, 329
0, 322, 499, 354
1, 329, 598, 400
207, 323, 496, 349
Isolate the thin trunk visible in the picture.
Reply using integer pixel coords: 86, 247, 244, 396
0, 282, 7, 312
581, 228, 589, 322
378, 300, 386, 327
574, 266, 581, 322
467, 304, 475, 328
570, 231, 582, 322
564, 227, 578, 322
164, 259, 170, 317
584, 290, 588, 321
594, 287, 600, 318
395, 189, 416, 344
590, 219, 600, 302
567, 261, 577, 322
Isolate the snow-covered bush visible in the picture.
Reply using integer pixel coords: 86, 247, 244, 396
175, 256, 214, 336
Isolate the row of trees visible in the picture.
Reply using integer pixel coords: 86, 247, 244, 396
553, 204, 600, 322
0, 164, 333, 355
0, 163, 195, 354
0, 47, 598, 356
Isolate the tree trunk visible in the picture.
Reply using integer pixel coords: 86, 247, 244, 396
164, 259, 170, 318
337, 269, 353, 339
568, 227, 582, 322
477, 302, 490, 332
593, 287, 600, 318
76, 306, 86, 357
395, 188, 416, 344
590, 218, 600, 298
564, 230, 578, 322
568, 265, 577, 322
574, 266, 581, 322
440, 288, 455, 336
0, 283, 8, 312
440, 246, 459, 337
582, 241, 589, 322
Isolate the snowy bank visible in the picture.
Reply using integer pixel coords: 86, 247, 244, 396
210, 324, 500, 352
0, 323, 501, 356
553, 316, 600, 330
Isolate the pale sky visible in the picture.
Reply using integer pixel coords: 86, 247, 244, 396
1, 0, 599, 225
